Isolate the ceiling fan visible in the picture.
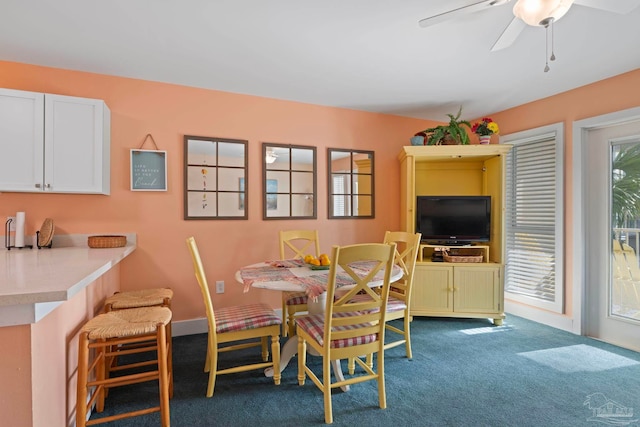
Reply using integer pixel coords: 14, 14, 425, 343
419, 0, 640, 54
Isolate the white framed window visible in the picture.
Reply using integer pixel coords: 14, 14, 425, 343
502, 123, 564, 313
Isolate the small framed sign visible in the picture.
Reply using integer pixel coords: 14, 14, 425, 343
130, 149, 168, 191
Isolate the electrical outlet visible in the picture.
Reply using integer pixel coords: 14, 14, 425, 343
7, 217, 16, 231
215, 280, 224, 294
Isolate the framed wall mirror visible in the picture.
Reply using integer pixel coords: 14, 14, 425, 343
184, 135, 248, 220
263, 143, 316, 219
328, 148, 375, 219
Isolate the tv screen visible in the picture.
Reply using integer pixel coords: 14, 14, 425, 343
416, 196, 491, 245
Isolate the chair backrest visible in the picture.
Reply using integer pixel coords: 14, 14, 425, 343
383, 231, 421, 305
279, 229, 321, 260
613, 239, 640, 280
322, 242, 396, 358
186, 236, 218, 346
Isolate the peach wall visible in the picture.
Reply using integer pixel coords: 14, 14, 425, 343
483, 68, 640, 320
2, 59, 639, 327
0, 60, 432, 323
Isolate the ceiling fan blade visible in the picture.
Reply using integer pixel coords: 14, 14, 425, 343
574, 0, 640, 14
419, 0, 510, 28
490, 17, 526, 52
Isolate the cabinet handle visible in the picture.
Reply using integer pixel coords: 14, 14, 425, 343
46, 183, 51, 189
35, 183, 41, 188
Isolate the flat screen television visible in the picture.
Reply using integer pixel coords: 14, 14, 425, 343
416, 195, 491, 245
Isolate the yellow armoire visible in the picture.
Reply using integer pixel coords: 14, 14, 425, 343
399, 144, 512, 325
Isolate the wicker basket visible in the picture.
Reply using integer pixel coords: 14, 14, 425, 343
443, 248, 483, 263
88, 235, 127, 248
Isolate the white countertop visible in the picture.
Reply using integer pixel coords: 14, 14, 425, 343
0, 233, 136, 326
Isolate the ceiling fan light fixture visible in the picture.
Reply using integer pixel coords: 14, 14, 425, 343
513, 0, 574, 26
265, 151, 277, 164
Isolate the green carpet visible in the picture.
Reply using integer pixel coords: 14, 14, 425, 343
89, 315, 640, 426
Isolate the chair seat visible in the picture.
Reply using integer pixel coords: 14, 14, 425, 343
216, 303, 281, 333
105, 288, 174, 310
284, 291, 308, 306
296, 313, 376, 348
349, 294, 407, 313
386, 296, 407, 312
82, 306, 172, 339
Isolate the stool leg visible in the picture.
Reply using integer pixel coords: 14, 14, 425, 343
167, 320, 174, 398
157, 323, 171, 427
96, 338, 108, 412
76, 332, 90, 427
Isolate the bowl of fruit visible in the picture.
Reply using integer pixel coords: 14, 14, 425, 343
304, 254, 331, 270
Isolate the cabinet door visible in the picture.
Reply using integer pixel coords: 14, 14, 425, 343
44, 94, 110, 194
412, 264, 453, 314
453, 265, 501, 313
0, 89, 44, 192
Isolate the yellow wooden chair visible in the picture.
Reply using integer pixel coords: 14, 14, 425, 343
612, 240, 640, 317
347, 231, 421, 373
380, 231, 421, 357
279, 229, 321, 337
296, 242, 396, 424
186, 236, 281, 397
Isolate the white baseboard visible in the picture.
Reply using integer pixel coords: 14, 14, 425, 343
505, 301, 575, 333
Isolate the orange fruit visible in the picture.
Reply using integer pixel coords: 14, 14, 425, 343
310, 258, 320, 266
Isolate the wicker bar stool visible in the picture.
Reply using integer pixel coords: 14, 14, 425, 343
76, 306, 173, 427
104, 288, 174, 396
104, 288, 173, 312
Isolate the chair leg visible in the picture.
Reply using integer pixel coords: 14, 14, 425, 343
348, 357, 355, 375
261, 336, 269, 361
404, 313, 412, 359
366, 354, 374, 370
206, 340, 217, 398
204, 341, 211, 373
271, 333, 281, 385
323, 355, 333, 424
297, 337, 306, 386
281, 296, 288, 337
378, 349, 386, 410
287, 306, 297, 338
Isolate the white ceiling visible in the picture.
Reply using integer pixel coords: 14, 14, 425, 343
2, 0, 640, 121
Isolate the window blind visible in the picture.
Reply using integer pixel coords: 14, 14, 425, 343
332, 175, 347, 216
505, 137, 559, 307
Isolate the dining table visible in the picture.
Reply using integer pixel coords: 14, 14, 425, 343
235, 258, 403, 391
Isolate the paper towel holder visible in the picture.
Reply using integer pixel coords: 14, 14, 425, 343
4, 218, 33, 250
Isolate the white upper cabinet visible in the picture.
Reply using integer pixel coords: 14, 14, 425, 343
0, 88, 111, 194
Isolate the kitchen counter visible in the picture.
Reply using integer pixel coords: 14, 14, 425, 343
0, 233, 136, 326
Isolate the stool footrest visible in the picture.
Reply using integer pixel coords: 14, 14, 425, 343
87, 406, 161, 426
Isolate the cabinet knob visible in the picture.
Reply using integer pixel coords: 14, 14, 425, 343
46, 183, 51, 189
